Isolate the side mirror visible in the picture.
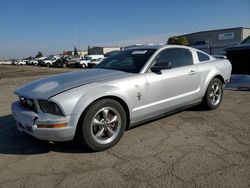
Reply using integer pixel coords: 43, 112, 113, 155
150, 62, 172, 73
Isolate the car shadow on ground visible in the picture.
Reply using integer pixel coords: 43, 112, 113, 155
0, 104, 217, 155
0, 115, 93, 155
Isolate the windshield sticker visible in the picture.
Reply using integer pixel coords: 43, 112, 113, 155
132, 50, 148, 55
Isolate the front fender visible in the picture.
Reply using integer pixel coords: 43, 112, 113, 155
72, 85, 131, 116
50, 83, 132, 129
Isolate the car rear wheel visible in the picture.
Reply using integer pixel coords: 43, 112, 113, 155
77, 99, 127, 151
202, 78, 223, 110
46, 63, 50, 67
82, 64, 86, 68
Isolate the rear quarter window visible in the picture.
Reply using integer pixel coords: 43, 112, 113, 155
197, 51, 210, 62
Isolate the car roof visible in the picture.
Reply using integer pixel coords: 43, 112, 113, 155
124, 44, 194, 51
124, 45, 164, 50
124, 44, 215, 61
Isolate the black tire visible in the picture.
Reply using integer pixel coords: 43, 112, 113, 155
46, 63, 50, 67
77, 99, 127, 151
202, 78, 223, 110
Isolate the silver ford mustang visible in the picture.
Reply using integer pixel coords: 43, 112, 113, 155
11, 45, 232, 151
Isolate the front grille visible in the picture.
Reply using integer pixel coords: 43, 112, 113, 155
19, 97, 37, 112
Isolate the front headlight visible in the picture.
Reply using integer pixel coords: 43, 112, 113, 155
38, 100, 64, 116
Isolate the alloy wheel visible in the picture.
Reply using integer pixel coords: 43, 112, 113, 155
209, 83, 221, 106
90, 107, 121, 144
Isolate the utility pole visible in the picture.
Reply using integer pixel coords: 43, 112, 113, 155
208, 35, 212, 55
77, 28, 80, 51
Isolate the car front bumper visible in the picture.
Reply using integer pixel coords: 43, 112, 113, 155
11, 101, 76, 141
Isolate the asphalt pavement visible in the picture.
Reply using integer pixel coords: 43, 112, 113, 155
0, 65, 249, 187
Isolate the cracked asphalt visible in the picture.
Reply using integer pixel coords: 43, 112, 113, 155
0, 65, 249, 188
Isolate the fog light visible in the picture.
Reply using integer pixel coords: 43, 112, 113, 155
37, 123, 67, 128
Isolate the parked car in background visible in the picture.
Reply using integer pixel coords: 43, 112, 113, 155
75, 55, 104, 68
36, 57, 47, 66
65, 56, 79, 67
6, 61, 13, 65
75, 56, 91, 68
25, 58, 35, 65
13, 60, 26, 65
40, 56, 59, 67
37, 57, 47, 61
19, 60, 27, 65
11, 59, 18, 65
87, 58, 105, 68
11, 45, 232, 151
52, 58, 68, 68
29, 59, 39, 65
25, 60, 32, 65
0, 60, 12, 65
23, 60, 29, 65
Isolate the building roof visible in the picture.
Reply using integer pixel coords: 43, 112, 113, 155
179, 27, 250, 37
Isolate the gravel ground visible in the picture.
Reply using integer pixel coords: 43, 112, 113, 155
0, 65, 249, 188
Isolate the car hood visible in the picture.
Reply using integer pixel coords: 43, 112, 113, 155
15, 69, 132, 99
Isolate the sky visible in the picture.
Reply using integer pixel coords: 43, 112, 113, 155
0, 0, 250, 59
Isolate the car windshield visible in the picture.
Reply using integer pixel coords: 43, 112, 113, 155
96, 49, 156, 73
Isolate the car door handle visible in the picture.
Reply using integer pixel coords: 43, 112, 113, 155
189, 70, 197, 75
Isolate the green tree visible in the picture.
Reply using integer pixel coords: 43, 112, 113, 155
35, 51, 43, 58
178, 37, 189, 46
74, 46, 78, 56
167, 36, 189, 46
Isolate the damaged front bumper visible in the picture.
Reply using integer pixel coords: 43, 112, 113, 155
11, 101, 76, 141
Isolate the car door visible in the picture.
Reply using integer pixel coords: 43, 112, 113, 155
142, 47, 200, 117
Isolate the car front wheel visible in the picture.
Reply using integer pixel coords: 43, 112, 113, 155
77, 99, 127, 151
202, 78, 223, 110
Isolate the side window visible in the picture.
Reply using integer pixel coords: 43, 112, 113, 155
197, 51, 210, 62
155, 48, 193, 68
